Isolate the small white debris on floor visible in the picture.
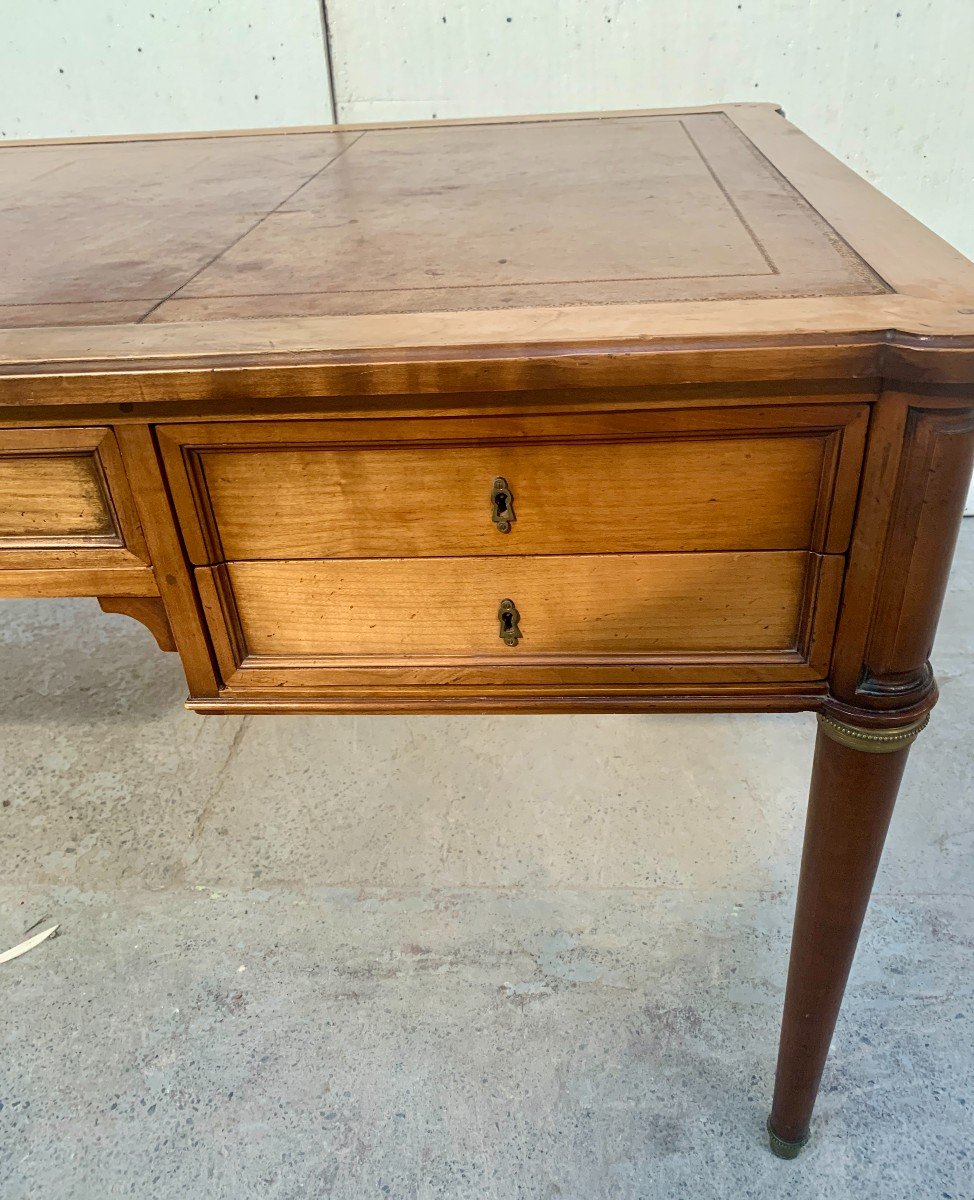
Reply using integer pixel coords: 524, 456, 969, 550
0, 924, 58, 965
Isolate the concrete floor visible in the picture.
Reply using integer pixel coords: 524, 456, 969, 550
1, 526, 971, 1200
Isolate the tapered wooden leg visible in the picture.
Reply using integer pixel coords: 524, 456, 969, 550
767, 710, 929, 1157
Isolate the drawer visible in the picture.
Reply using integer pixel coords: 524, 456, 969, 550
197, 550, 844, 691
159, 406, 868, 563
0, 427, 150, 571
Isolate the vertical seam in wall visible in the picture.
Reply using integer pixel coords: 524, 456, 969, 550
317, 1, 340, 124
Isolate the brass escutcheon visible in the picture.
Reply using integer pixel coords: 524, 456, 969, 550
498, 598, 522, 646
490, 477, 516, 533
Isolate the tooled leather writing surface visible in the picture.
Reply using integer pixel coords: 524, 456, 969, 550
0, 112, 888, 331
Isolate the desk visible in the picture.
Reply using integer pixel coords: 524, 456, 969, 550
1, 105, 972, 1157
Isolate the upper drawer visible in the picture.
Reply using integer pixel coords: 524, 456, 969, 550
0, 427, 149, 570
159, 406, 868, 564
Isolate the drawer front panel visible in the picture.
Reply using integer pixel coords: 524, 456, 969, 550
160, 406, 868, 564
203, 438, 824, 560
196, 551, 844, 692
0, 428, 150, 571
226, 552, 807, 657
0, 453, 114, 539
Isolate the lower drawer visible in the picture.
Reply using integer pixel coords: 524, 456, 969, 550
197, 551, 843, 691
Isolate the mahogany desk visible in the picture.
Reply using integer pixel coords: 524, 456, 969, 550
1, 105, 972, 1157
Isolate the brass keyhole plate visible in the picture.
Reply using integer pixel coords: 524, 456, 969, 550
491, 476, 516, 533
498, 598, 522, 646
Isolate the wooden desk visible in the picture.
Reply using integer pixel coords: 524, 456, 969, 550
1, 105, 972, 1157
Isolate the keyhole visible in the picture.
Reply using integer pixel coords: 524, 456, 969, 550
495, 490, 510, 515
501, 610, 514, 634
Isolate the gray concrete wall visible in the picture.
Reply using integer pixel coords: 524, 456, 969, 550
0, 0, 334, 138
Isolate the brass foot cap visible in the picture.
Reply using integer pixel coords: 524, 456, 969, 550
767, 1117, 809, 1159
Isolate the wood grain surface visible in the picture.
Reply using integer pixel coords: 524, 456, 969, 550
219, 551, 815, 658
0, 451, 113, 539
0, 566, 158, 598
193, 432, 838, 560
